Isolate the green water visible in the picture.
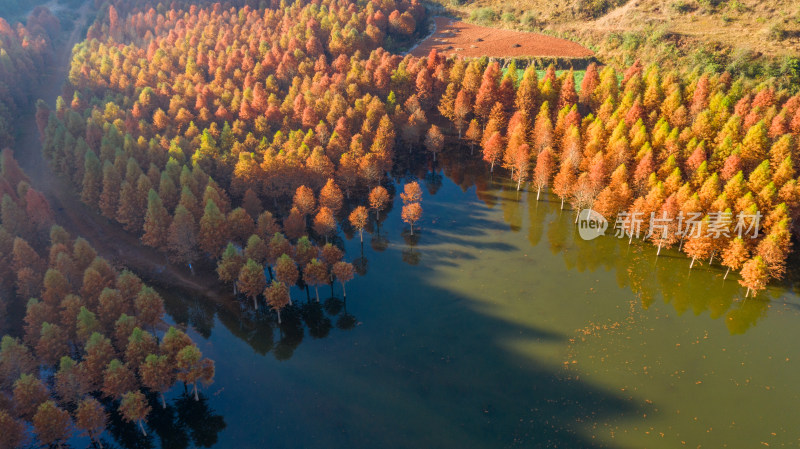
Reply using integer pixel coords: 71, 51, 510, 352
135, 154, 800, 449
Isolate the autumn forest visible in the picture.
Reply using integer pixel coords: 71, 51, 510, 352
2, 0, 800, 447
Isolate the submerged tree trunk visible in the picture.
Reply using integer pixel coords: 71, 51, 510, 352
139, 420, 147, 436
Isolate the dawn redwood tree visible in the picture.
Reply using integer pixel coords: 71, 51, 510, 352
533, 147, 554, 200
424, 125, 444, 162
511, 144, 531, 191
483, 132, 503, 173
0, 410, 25, 449
274, 254, 299, 304
134, 286, 165, 332
119, 391, 151, 436
369, 186, 390, 221
313, 207, 337, 243
102, 359, 137, 400
303, 259, 328, 302
176, 345, 215, 401
552, 163, 576, 209
293, 185, 316, 227
349, 206, 369, 242
167, 205, 198, 270
75, 397, 107, 448
332, 261, 355, 298
265, 281, 291, 323
722, 237, 750, 280
319, 178, 344, 215
402, 202, 423, 235
465, 119, 481, 155
739, 256, 769, 297
139, 354, 173, 409
453, 89, 471, 138
13, 373, 49, 420
400, 181, 422, 205
238, 259, 266, 310
198, 200, 228, 257
244, 235, 269, 265
33, 401, 72, 447
217, 243, 245, 294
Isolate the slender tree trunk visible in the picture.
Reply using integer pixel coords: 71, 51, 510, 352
277, 309, 282, 324
252, 295, 258, 310
560, 198, 564, 209
193, 382, 199, 401
433, 151, 437, 162
657, 242, 662, 256
139, 420, 147, 436
724, 267, 730, 280
161, 392, 167, 409
709, 252, 714, 265
746, 287, 751, 297
517, 178, 522, 191
490, 161, 494, 172
342, 282, 347, 298
410, 223, 414, 235
315, 286, 320, 302
359, 229, 363, 243
537, 186, 541, 200
690, 256, 696, 269
233, 282, 237, 295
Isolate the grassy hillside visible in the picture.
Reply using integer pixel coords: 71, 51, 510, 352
430, 0, 800, 85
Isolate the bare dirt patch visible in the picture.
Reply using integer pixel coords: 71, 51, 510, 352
411, 17, 594, 59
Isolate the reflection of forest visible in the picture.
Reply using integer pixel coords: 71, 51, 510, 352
103, 392, 225, 449
160, 282, 359, 361
407, 147, 795, 335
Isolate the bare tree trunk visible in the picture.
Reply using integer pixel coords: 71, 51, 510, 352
709, 252, 714, 265
410, 223, 414, 235
537, 186, 541, 200
315, 286, 320, 302
724, 267, 730, 279
161, 392, 166, 409
252, 296, 258, 310
517, 178, 522, 191
657, 242, 662, 256
342, 283, 347, 298
359, 229, 363, 243
139, 420, 147, 436
560, 198, 564, 209
277, 309, 282, 324
690, 256, 696, 269
193, 382, 199, 401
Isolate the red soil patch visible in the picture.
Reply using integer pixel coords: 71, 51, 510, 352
411, 17, 594, 59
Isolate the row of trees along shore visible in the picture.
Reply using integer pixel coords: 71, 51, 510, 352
41, 0, 798, 302
0, 149, 214, 447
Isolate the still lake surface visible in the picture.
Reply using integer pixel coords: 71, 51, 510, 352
97, 153, 800, 449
